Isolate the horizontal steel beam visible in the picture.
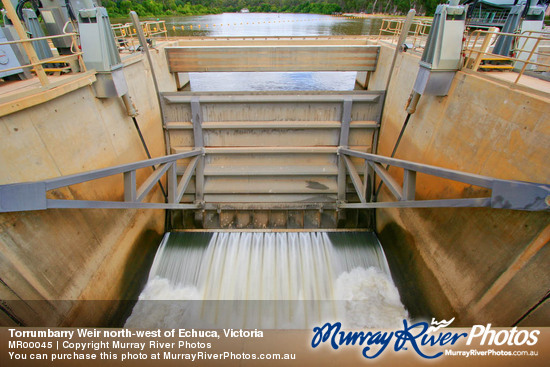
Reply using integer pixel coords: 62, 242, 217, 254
165, 121, 380, 130
165, 45, 380, 72
0, 151, 202, 213
176, 37, 372, 47
45, 150, 202, 190
47, 200, 200, 210
202, 202, 338, 211
204, 146, 338, 154
340, 148, 495, 188
162, 93, 382, 104
340, 148, 550, 212
2, 148, 548, 212
339, 198, 492, 209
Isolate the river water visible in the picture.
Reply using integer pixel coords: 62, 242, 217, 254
159, 13, 382, 37
124, 14, 409, 329
125, 231, 407, 329
128, 13, 384, 91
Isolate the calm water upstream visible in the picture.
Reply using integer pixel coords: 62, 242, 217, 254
121, 13, 383, 91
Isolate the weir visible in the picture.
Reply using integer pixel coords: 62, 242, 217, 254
0, 7, 549, 329
125, 230, 407, 329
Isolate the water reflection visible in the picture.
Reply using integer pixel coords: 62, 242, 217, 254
153, 12, 379, 37
189, 71, 357, 91
127, 13, 383, 91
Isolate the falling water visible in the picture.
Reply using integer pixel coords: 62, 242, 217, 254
125, 231, 407, 329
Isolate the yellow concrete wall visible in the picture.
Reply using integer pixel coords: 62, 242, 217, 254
0, 43, 177, 326
369, 42, 550, 326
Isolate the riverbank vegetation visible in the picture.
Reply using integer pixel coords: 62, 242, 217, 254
102, 0, 443, 18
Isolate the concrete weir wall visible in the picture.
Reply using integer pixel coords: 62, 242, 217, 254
0, 44, 176, 326
369, 41, 549, 326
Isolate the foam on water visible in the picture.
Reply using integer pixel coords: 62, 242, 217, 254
125, 231, 407, 329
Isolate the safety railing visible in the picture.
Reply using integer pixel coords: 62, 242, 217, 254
0, 32, 85, 87
463, 28, 550, 84
142, 20, 168, 40
111, 20, 168, 53
1, 147, 548, 212
377, 18, 432, 51
467, 7, 510, 27
0, 150, 202, 212
111, 22, 140, 53
338, 148, 550, 212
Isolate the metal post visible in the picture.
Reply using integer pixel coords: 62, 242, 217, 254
515, 37, 541, 84
472, 27, 498, 71
385, 9, 416, 91
1, 0, 49, 86
402, 169, 416, 201
130, 11, 170, 157
191, 98, 205, 204
337, 99, 353, 202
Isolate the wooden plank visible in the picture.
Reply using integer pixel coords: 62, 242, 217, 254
472, 27, 499, 71
0, 71, 97, 118
2, 0, 48, 85
165, 45, 380, 72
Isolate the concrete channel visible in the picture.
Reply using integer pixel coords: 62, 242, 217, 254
0, 23, 548, 329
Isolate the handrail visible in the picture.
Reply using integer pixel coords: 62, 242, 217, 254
338, 148, 550, 211
0, 32, 85, 85
111, 20, 168, 53
1, 147, 548, 212
463, 28, 550, 84
0, 54, 83, 74
0, 32, 79, 45
0, 150, 203, 212
378, 18, 432, 50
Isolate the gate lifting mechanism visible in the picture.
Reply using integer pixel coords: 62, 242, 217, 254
0, 148, 548, 213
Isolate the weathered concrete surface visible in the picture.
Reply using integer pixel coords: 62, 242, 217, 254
369, 42, 550, 326
0, 43, 177, 326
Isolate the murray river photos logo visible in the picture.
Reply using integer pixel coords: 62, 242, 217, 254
310, 318, 540, 359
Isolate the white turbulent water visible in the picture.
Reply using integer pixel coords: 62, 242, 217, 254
125, 232, 408, 329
